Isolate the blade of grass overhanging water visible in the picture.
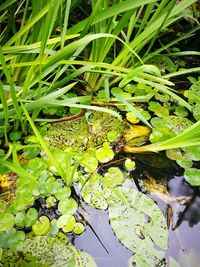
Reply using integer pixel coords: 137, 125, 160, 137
21, 102, 67, 184
112, 88, 152, 127
134, 77, 192, 110
47, 100, 122, 119
119, 65, 161, 87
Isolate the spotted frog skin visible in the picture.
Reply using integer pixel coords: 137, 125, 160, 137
44, 111, 151, 151
44, 111, 124, 150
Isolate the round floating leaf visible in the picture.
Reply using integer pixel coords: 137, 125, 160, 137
81, 173, 109, 210
46, 177, 63, 194
104, 167, 124, 186
107, 131, 119, 142
95, 147, 114, 163
166, 149, 182, 161
57, 214, 76, 232
126, 112, 140, 124
176, 155, 193, 169
32, 216, 50, 236
23, 147, 40, 160
26, 208, 38, 227
48, 219, 59, 237
46, 196, 56, 208
73, 222, 85, 235
0, 213, 15, 232
6, 229, 25, 250
80, 156, 98, 172
184, 168, 200, 186
125, 158, 136, 171
184, 146, 200, 161
58, 198, 78, 215
108, 186, 168, 266
54, 186, 71, 200
15, 212, 26, 227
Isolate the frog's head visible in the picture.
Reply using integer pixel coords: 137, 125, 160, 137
123, 124, 151, 146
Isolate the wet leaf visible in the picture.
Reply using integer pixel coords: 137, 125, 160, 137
176, 155, 193, 168
9, 131, 22, 141
184, 168, 200, 186
0, 213, 15, 232
32, 216, 51, 235
95, 147, 114, 163
73, 222, 85, 235
26, 208, 38, 227
0, 236, 75, 266
124, 158, 136, 171
108, 186, 168, 266
80, 156, 98, 172
104, 167, 124, 186
184, 146, 200, 161
57, 214, 76, 232
82, 173, 109, 210
75, 250, 97, 267
54, 186, 71, 200
58, 198, 78, 215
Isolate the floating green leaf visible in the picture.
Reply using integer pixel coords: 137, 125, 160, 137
82, 173, 110, 210
73, 222, 85, 235
184, 168, 200, 186
75, 250, 97, 267
32, 216, 51, 236
0, 213, 15, 232
0, 236, 75, 266
58, 198, 78, 215
57, 214, 76, 233
108, 186, 168, 266
95, 147, 114, 163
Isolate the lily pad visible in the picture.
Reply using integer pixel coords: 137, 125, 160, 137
0, 213, 15, 232
58, 198, 78, 215
32, 216, 51, 236
0, 236, 74, 266
184, 168, 200, 186
108, 186, 168, 266
95, 147, 114, 163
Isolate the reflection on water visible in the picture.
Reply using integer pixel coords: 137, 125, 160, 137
75, 205, 132, 267
74, 168, 200, 267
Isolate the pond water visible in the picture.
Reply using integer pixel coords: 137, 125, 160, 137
74, 171, 200, 267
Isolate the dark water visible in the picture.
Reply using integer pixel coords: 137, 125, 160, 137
74, 175, 200, 267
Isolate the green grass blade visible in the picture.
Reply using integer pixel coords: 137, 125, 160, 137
0, 47, 22, 124
21, 102, 67, 184
4, 4, 49, 47
112, 88, 152, 128
0, 81, 9, 145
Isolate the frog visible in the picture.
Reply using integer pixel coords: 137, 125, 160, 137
44, 111, 151, 151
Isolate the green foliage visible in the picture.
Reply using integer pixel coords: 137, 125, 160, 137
184, 168, 200, 186
108, 186, 168, 267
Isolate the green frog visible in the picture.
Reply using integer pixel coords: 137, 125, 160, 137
44, 111, 151, 151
